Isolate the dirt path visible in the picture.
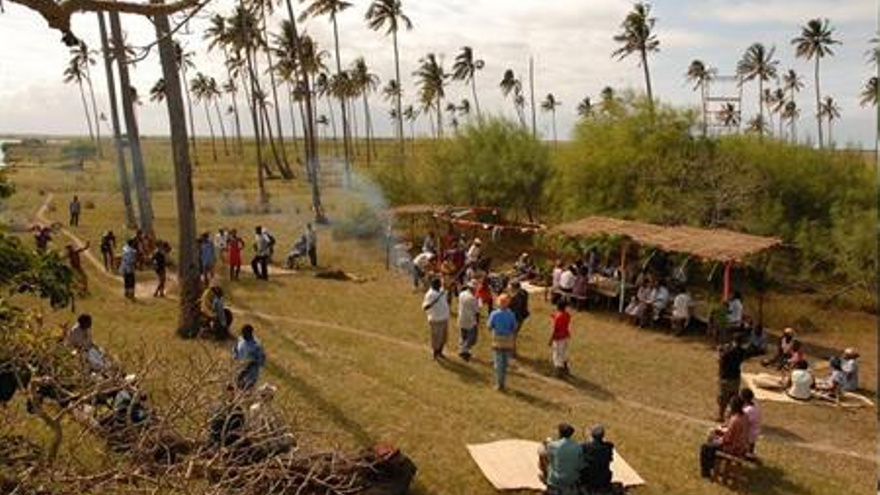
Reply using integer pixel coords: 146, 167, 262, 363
34, 194, 875, 464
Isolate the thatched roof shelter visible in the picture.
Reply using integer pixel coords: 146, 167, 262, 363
551, 216, 781, 263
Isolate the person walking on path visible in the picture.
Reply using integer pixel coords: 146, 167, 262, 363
151, 241, 169, 297
508, 280, 530, 355
549, 300, 572, 377
422, 278, 450, 360
251, 226, 271, 281
65, 241, 91, 293
233, 324, 266, 390
69, 195, 81, 227
489, 294, 518, 392
457, 281, 481, 361
227, 230, 244, 281
100, 231, 116, 272
305, 223, 318, 268
119, 239, 138, 300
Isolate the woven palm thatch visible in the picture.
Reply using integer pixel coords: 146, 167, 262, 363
551, 216, 781, 262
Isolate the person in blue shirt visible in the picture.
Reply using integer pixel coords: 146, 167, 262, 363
199, 233, 216, 286
233, 325, 266, 390
488, 294, 517, 392
541, 423, 583, 494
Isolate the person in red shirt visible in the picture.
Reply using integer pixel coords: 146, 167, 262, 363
700, 395, 751, 477
548, 301, 572, 377
227, 229, 245, 281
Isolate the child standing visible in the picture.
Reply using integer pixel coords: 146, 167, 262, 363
549, 301, 572, 377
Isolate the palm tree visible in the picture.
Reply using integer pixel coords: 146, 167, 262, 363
541, 93, 561, 147
96, 12, 136, 228
500, 69, 525, 126
718, 102, 741, 130
818, 96, 841, 146
746, 115, 767, 134
71, 43, 103, 156
769, 87, 786, 138
686, 59, 714, 135
174, 42, 200, 164
861, 77, 878, 107
205, 13, 243, 155
737, 43, 778, 136
452, 46, 485, 118
149, 78, 166, 102
446, 102, 459, 132
191, 72, 219, 161
576, 96, 593, 118
599, 86, 617, 113
205, 76, 229, 157
782, 69, 804, 140
612, 2, 659, 108
458, 98, 471, 121
271, 26, 302, 160
351, 57, 380, 164
414, 53, 448, 139
301, 0, 354, 185
781, 100, 800, 142
365, 0, 412, 154
792, 18, 841, 148
402, 104, 417, 151
315, 72, 339, 156
63, 57, 95, 145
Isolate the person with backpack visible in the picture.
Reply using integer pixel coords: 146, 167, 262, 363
422, 278, 450, 360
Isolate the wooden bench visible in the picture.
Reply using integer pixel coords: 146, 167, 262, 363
712, 451, 757, 487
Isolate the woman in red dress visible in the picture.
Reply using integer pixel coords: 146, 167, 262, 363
227, 229, 245, 280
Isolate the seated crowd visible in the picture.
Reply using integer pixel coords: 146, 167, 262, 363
539, 423, 621, 495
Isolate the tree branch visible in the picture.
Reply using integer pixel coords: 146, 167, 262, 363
6, 0, 205, 45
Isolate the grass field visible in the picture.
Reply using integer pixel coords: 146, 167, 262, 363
1, 140, 875, 495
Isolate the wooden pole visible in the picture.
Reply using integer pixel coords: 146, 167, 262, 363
722, 261, 733, 301
618, 242, 628, 313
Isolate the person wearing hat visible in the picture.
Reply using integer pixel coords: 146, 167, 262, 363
841, 348, 860, 392
412, 251, 435, 290
488, 294, 517, 391
581, 423, 615, 492
422, 278, 450, 360
540, 423, 583, 495
457, 280, 481, 361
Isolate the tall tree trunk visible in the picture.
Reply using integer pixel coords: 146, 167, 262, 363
363, 91, 374, 164
259, 96, 290, 178
213, 99, 229, 156
223, 48, 244, 155
331, 15, 352, 187
97, 12, 136, 229
261, 10, 290, 171
758, 78, 764, 136
84, 71, 103, 158
436, 96, 443, 139
181, 64, 199, 165
109, 10, 154, 235
282, 0, 326, 223
76, 81, 95, 144
326, 96, 339, 156
392, 30, 405, 156
529, 57, 537, 138
351, 97, 360, 156
244, 48, 268, 205
154, 9, 201, 337
789, 88, 796, 142
471, 75, 481, 118
640, 49, 653, 111
285, 83, 301, 161
551, 109, 557, 148
814, 57, 823, 148
700, 83, 707, 136
203, 102, 217, 161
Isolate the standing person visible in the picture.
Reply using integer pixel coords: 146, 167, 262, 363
305, 223, 318, 267
488, 294, 517, 392
539, 423, 583, 495
119, 239, 138, 300
100, 230, 116, 272
34, 225, 52, 251
214, 228, 229, 265
227, 229, 244, 281
549, 301, 572, 377
68, 195, 81, 227
65, 241, 91, 293
422, 278, 450, 360
199, 233, 216, 286
233, 324, 266, 390
251, 226, 270, 281
717, 334, 747, 421
508, 280, 530, 354
151, 241, 168, 298
581, 424, 615, 493
726, 291, 745, 333
412, 251, 434, 290
699, 396, 751, 478
457, 281, 481, 361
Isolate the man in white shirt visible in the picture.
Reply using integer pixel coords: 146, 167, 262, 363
559, 266, 576, 293
422, 278, 450, 360
457, 282, 481, 361
214, 228, 228, 261
412, 251, 434, 290
786, 360, 813, 400
251, 226, 271, 280
651, 281, 670, 321
841, 348, 860, 392
466, 239, 482, 266
672, 288, 694, 334
727, 291, 744, 329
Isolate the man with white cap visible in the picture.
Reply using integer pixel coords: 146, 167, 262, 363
412, 250, 435, 290
581, 423, 615, 493
457, 280, 481, 361
422, 278, 450, 360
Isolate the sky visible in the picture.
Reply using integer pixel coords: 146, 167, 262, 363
0, 0, 876, 148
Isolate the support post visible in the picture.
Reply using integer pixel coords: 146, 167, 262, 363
618, 242, 628, 313
722, 261, 733, 301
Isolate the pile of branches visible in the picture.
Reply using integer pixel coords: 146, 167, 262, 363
0, 314, 416, 495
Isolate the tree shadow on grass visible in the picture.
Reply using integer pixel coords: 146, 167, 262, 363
264, 361, 375, 447
749, 463, 814, 495
513, 354, 615, 402
437, 357, 490, 386
505, 388, 565, 411
760, 425, 806, 443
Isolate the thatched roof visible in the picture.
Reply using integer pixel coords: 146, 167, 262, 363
550, 216, 781, 262
382, 204, 451, 216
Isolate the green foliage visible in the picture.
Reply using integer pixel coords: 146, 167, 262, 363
0, 235, 74, 308
60, 140, 96, 164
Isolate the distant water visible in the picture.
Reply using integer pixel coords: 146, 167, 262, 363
0, 139, 21, 169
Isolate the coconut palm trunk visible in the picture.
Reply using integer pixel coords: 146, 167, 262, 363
330, 15, 352, 186
84, 68, 103, 158
362, 92, 374, 164
202, 100, 218, 161
154, 9, 201, 337
213, 98, 229, 156
813, 58, 823, 148
181, 63, 199, 165
285, 83, 301, 160
76, 80, 95, 144
640, 49, 653, 107
261, 11, 291, 171
109, 10, 154, 235
470, 76, 481, 118
243, 48, 268, 204
326, 96, 339, 156
392, 30, 404, 154
97, 12, 136, 229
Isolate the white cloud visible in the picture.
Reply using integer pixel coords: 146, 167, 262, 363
696, 0, 875, 25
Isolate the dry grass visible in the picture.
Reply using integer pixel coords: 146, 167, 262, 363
0, 141, 875, 495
